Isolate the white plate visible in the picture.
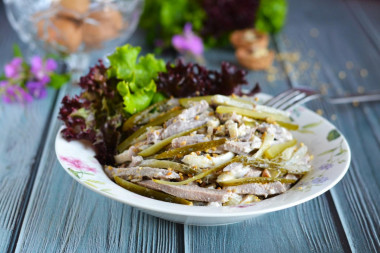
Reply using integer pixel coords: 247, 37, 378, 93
55, 93, 351, 226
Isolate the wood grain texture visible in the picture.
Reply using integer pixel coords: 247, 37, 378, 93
344, 0, 380, 52
3, 0, 380, 252
13, 84, 184, 253
184, 40, 350, 253
274, 0, 380, 251
0, 2, 59, 251
185, 195, 348, 253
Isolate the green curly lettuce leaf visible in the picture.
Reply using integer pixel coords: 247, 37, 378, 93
107, 44, 166, 115
117, 80, 157, 115
255, 0, 287, 34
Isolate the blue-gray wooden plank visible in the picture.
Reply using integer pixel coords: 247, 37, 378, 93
13, 81, 185, 253
344, 0, 380, 52
184, 40, 350, 253
8, 1, 380, 253
0, 2, 59, 252
274, 0, 380, 251
11, 30, 188, 252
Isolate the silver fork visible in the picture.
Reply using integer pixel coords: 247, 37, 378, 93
264, 87, 380, 110
264, 87, 321, 111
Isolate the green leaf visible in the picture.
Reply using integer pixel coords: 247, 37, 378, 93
13, 44, 23, 58
107, 44, 167, 115
135, 54, 166, 86
318, 147, 338, 157
302, 121, 323, 129
117, 80, 156, 114
327, 129, 341, 142
151, 92, 167, 104
107, 44, 141, 80
49, 73, 70, 89
255, 0, 288, 34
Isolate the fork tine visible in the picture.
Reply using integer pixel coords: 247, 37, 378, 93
264, 89, 295, 106
264, 87, 321, 111
269, 90, 301, 108
277, 92, 306, 110
283, 93, 321, 111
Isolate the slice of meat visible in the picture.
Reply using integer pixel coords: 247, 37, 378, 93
244, 168, 262, 178
129, 156, 143, 167
223, 135, 262, 155
182, 152, 234, 169
179, 100, 209, 120
171, 134, 209, 148
224, 141, 254, 155
161, 101, 210, 139
114, 146, 139, 164
161, 112, 211, 139
147, 128, 163, 144
138, 180, 232, 203
225, 181, 289, 197
113, 167, 180, 180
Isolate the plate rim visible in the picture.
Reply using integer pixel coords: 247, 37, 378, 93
55, 93, 351, 218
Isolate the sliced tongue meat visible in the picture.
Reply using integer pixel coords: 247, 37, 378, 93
113, 167, 180, 180
138, 180, 232, 203
225, 181, 290, 197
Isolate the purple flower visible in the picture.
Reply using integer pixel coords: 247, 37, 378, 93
26, 81, 47, 99
4, 57, 23, 79
312, 176, 328, 184
172, 23, 204, 56
318, 163, 333, 171
30, 56, 57, 82
0, 81, 33, 103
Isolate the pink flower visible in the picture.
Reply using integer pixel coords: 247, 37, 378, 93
0, 81, 33, 103
172, 23, 204, 56
4, 57, 23, 79
26, 81, 47, 99
59, 156, 96, 173
30, 56, 57, 82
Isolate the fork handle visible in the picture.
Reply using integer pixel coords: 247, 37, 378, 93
328, 92, 380, 104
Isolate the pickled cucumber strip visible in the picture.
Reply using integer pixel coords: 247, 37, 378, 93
231, 156, 305, 175
276, 121, 299, 131
252, 133, 275, 159
140, 159, 201, 174
122, 99, 168, 131
247, 158, 307, 175
114, 176, 193, 205
155, 139, 227, 159
118, 109, 182, 152
152, 158, 239, 186
216, 105, 290, 123
211, 95, 255, 109
217, 177, 297, 186
138, 125, 206, 157
179, 96, 213, 107
264, 139, 297, 159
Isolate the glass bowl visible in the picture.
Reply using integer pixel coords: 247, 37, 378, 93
4, 0, 143, 71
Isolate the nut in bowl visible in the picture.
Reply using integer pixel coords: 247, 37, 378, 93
56, 93, 350, 225
230, 29, 275, 70
5, 0, 143, 68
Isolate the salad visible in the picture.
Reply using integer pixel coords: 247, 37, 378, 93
59, 44, 312, 206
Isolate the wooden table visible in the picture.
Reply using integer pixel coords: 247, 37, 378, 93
1, 0, 379, 252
